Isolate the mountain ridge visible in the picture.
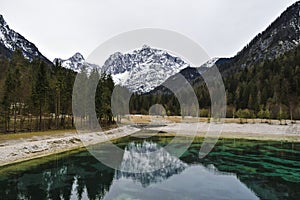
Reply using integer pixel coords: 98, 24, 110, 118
215, 1, 300, 68
219, 1, 299, 73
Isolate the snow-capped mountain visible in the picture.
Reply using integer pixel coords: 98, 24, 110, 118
104, 45, 189, 93
55, 45, 191, 93
53, 52, 98, 73
0, 14, 51, 64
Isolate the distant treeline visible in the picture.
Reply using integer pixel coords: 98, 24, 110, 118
0, 50, 114, 133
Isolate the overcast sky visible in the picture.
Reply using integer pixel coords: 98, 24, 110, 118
0, 0, 297, 61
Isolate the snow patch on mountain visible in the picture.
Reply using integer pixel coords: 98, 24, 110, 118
112, 70, 130, 86
200, 57, 219, 68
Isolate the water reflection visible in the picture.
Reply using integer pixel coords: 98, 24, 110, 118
104, 141, 258, 199
108, 166, 258, 200
0, 151, 115, 200
116, 141, 188, 187
0, 137, 300, 199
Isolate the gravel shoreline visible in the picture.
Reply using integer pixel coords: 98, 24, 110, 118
1, 122, 300, 167
149, 122, 300, 141
0, 126, 140, 167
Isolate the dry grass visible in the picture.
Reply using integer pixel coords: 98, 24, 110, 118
0, 129, 77, 141
0, 123, 118, 142
122, 115, 297, 125
123, 115, 203, 123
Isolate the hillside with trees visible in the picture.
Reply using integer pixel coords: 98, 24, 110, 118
130, 45, 300, 122
0, 50, 115, 133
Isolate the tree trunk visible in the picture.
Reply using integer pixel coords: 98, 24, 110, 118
39, 103, 42, 131
13, 103, 17, 133
56, 91, 61, 129
71, 115, 74, 128
28, 113, 31, 132
36, 115, 39, 131
5, 109, 9, 133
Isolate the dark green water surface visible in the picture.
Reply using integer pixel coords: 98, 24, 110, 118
0, 135, 300, 200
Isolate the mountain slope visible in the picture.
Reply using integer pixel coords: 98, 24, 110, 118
0, 14, 51, 64
149, 57, 219, 94
218, 1, 299, 73
152, 1, 300, 93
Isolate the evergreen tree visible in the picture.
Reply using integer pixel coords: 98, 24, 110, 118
32, 61, 49, 130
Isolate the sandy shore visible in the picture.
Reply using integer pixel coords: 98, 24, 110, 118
1, 122, 300, 167
0, 126, 139, 167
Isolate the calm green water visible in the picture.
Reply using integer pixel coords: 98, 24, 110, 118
0, 135, 300, 200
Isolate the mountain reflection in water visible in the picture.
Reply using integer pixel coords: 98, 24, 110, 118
105, 141, 257, 199
0, 137, 300, 200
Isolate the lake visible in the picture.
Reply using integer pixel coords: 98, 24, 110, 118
0, 133, 300, 200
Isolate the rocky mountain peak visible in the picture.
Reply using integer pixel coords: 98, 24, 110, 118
72, 52, 85, 60
0, 15, 7, 27
101, 45, 190, 93
53, 52, 98, 73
